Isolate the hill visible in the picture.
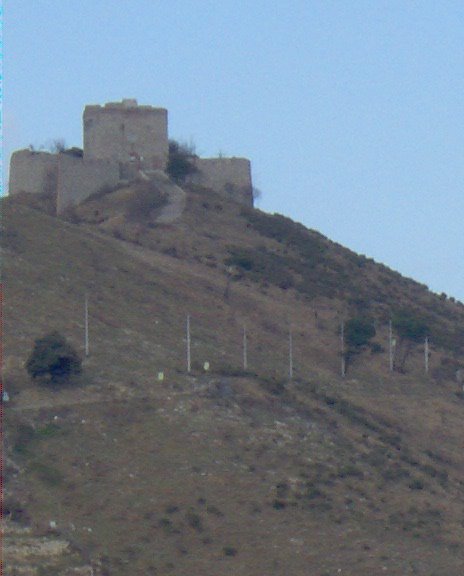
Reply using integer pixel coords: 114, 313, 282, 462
2, 182, 464, 575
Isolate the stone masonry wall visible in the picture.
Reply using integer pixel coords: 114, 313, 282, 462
189, 157, 253, 207
83, 100, 168, 170
56, 155, 120, 214
9, 150, 59, 196
9, 100, 254, 213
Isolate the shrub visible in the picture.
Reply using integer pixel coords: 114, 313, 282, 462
392, 310, 429, 371
225, 246, 295, 289
408, 479, 425, 490
343, 317, 376, 371
185, 509, 203, 532
392, 310, 428, 344
166, 140, 198, 183
26, 331, 82, 384
345, 317, 376, 349
241, 209, 327, 264
29, 461, 64, 486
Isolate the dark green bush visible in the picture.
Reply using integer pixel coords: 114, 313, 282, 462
408, 479, 425, 490
392, 310, 429, 371
345, 317, 376, 349
225, 246, 295, 289
166, 140, 198, 183
185, 509, 203, 532
392, 310, 428, 343
26, 331, 81, 384
241, 209, 327, 265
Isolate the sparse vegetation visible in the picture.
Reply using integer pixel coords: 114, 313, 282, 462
4, 178, 464, 575
29, 461, 64, 487
125, 182, 167, 222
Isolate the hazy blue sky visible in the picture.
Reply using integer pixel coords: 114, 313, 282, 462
5, 1, 464, 301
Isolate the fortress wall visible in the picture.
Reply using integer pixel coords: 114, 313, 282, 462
83, 101, 168, 170
9, 150, 59, 196
190, 157, 253, 207
56, 154, 120, 214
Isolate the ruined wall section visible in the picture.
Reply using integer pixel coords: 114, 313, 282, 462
56, 155, 120, 214
9, 150, 58, 196
190, 157, 253, 207
83, 100, 168, 171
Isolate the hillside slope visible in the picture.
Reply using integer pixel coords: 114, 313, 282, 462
2, 187, 464, 576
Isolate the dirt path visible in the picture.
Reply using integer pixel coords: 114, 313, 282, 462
156, 182, 186, 223
139, 169, 187, 224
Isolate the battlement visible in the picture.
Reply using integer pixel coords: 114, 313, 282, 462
9, 99, 253, 213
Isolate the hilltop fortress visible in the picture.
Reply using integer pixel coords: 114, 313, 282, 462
9, 99, 253, 213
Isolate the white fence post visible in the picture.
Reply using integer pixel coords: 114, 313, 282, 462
186, 315, 191, 373
84, 293, 89, 357
289, 328, 294, 380
340, 321, 346, 378
243, 325, 248, 371
425, 336, 429, 374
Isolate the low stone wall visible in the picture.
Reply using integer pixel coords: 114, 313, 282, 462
56, 155, 120, 214
9, 150, 58, 196
189, 157, 253, 207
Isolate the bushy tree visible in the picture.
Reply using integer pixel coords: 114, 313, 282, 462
392, 311, 428, 343
166, 140, 198, 184
26, 331, 82, 384
392, 310, 429, 371
344, 317, 376, 371
345, 317, 376, 349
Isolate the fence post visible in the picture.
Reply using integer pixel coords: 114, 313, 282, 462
186, 315, 191, 373
289, 328, 294, 380
425, 336, 429, 374
243, 325, 248, 371
84, 293, 89, 357
340, 321, 346, 378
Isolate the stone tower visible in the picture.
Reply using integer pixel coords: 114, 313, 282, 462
83, 99, 168, 175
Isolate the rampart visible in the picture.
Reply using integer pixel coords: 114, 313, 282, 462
9, 99, 253, 212
9, 150, 58, 196
56, 155, 120, 214
190, 158, 253, 207
83, 99, 168, 170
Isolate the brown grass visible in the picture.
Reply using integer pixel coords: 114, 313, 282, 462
3, 191, 464, 575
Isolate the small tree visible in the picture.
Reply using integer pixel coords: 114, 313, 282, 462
26, 331, 82, 385
392, 310, 428, 371
166, 140, 198, 184
345, 317, 376, 349
344, 317, 376, 371
50, 138, 66, 153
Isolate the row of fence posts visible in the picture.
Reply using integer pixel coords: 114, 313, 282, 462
83, 296, 431, 379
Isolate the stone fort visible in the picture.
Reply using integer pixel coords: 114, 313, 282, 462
9, 99, 253, 213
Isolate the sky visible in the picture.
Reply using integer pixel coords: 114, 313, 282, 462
4, 1, 464, 301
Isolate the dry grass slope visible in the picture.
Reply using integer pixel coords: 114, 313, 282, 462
2, 187, 464, 576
